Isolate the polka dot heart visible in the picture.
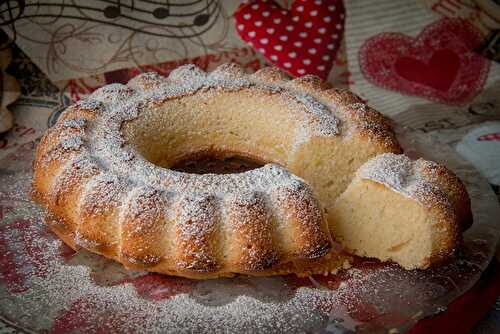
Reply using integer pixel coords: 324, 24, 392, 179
234, 0, 345, 80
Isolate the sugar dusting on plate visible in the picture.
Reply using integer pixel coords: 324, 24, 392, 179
0, 165, 490, 333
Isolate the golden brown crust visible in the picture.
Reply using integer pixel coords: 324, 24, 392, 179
251, 66, 290, 83
349, 153, 472, 269
120, 189, 167, 268
127, 72, 166, 91
173, 194, 220, 272
32, 63, 437, 278
232, 66, 402, 158
412, 182, 459, 268
77, 175, 125, 256
225, 192, 279, 271
286, 74, 332, 91
418, 160, 473, 231
322, 88, 402, 153
271, 183, 332, 259
46, 212, 352, 279
415, 160, 472, 267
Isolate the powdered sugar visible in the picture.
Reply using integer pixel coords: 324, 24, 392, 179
2, 124, 499, 332
75, 65, 339, 206
79, 173, 127, 216
60, 64, 342, 203
60, 136, 84, 150
32, 63, 348, 277
357, 153, 451, 208
61, 118, 87, 128
0, 203, 336, 332
0, 211, 488, 333
293, 92, 339, 136
358, 153, 416, 193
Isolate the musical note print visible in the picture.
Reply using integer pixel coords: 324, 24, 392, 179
0, 0, 26, 25
103, 0, 126, 19
0, 0, 238, 80
152, 0, 169, 19
0, 0, 221, 39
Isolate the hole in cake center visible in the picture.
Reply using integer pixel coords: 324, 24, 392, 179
170, 151, 265, 174
122, 89, 298, 171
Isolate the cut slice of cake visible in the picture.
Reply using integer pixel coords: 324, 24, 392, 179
330, 153, 472, 269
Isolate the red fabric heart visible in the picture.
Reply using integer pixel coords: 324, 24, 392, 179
478, 133, 500, 141
395, 49, 460, 92
234, 0, 345, 80
359, 18, 490, 105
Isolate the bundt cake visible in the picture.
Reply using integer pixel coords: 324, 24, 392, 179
330, 153, 472, 269
32, 63, 470, 278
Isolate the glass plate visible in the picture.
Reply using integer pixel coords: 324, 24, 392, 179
1, 128, 499, 334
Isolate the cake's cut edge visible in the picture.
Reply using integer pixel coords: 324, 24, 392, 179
330, 153, 471, 269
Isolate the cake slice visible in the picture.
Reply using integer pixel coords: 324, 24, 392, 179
330, 153, 472, 269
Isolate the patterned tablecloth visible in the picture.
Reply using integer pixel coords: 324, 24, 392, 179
1, 1, 500, 333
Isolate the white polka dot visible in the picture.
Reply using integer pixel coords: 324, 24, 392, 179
324, 16, 332, 23
260, 38, 269, 44
248, 31, 256, 37
296, 5, 304, 12
310, 10, 318, 16
270, 55, 278, 61
267, 28, 275, 34
297, 68, 306, 74
322, 55, 330, 61
279, 35, 288, 41
258, 48, 266, 54
286, 25, 294, 31
255, 21, 263, 27
318, 27, 326, 34
251, 4, 259, 10
333, 33, 339, 39
328, 5, 336, 11
284, 62, 292, 68
289, 52, 297, 58
281, 10, 287, 15
292, 16, 300, 22
308, 48, 317, 54
299, 32, 308, 38
317, 65, 326, 71
293, 41, 302, 47
303, 59, 311, 65
243, 13, 251, 20
237, 24, 244, 31
273, 18, 282, 24
305, 21, 313, 28
263, 11, 270, 17
336, 24, 343, 30
248, 41, 254, 46
314, 37, 322, 44
327, 43, 335, 50
274, 45, 283, 51
314, 0, 322, 5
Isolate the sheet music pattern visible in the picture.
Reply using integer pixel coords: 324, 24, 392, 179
0, 0, 244, 81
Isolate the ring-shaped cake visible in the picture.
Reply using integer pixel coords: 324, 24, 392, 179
33, 63, 446, 278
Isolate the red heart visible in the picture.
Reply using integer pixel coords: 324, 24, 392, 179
395, 49, 460, 92
478, 133, 500, 141
234, 0, 345, 80
359, 18, 490, 105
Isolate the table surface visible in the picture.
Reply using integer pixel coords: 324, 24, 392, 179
1, 1, 500, 332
